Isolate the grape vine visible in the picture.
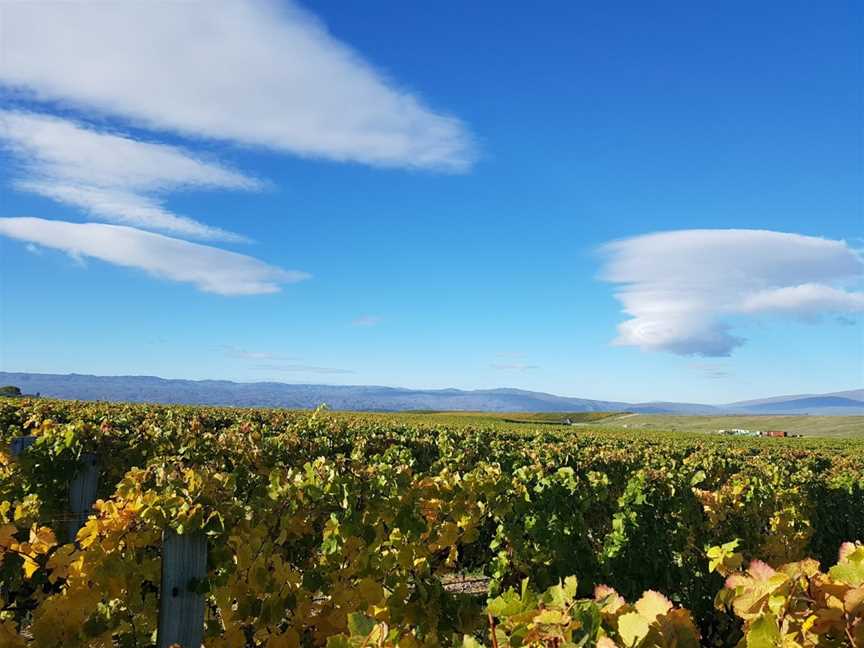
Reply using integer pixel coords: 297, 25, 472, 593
0, 398, 861, 647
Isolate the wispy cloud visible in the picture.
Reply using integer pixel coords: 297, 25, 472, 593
352, 315, 382, 327
601, 229, 864, 357
0, 1, 475, 171
0, 110, 258, 241
222, 346, 296, 361
0, 217, 309, 295
690, 363, 733, 380
222, 346, 350, 374
253, 364, 354, 375
491, 363, 540, 371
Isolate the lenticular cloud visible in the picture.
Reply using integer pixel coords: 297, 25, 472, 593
0, 0, 474, 171
0, 110, 257, 242
600, 229, 864, 356
0, 218, 309, 296
0, 0, 474, 297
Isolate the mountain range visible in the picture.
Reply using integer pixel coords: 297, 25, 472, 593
1, 372, 862, 415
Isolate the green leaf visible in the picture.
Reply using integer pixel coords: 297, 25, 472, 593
487, 589, 525, 617
535, 609, 569, 624
562, 575, 579, 598
828, 547, 864, 586
570, 601, 602, 641
745, 614, 781, 648
347, 612, 376, 638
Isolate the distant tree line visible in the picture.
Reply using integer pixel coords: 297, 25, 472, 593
0, 386, 37, 398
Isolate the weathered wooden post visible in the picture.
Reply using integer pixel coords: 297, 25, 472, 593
10, 437, 101, 542
67, 453, 100, 541
10, 435, 36, 457
12, 436, 208, 644
157, 530, 207, 648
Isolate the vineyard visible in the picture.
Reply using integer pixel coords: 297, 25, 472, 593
0, 398, 862, 647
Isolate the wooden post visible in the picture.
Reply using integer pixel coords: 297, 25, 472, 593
157, 530, 207, 648
67, 453, 100, 542
10, 435, 36, 457
10, 437, 100, 543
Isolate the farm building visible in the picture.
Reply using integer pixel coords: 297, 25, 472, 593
716, 429, 789, 438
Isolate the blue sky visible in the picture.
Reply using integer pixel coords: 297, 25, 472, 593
0, 0, 861, 403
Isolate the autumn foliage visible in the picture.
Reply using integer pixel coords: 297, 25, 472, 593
0, 399, 862, 647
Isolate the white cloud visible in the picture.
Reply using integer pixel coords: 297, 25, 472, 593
0, 1, 474, 171
352, 315, 382, 327
0, 217, 309, 295
739, 283, 864, 316
0, 110, 258, 241
601, 229, 864, 357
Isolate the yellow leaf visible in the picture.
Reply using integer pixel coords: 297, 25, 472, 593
372, 604, 389, 621
77, 519, 100, 548
844, 586, 864, 615
634, 590, 673, 622
46, 544, 81, 583
29, 526, 56, 554
437, 522, 459, 547
21, 554, 39, 579
595, 584, 626, 614
618, 611, 650, 647
534, 609, 569, 625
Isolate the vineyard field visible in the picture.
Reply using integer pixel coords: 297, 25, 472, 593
1, 398, 862, 647
336, 411, 864, 438
590, 413, 864, 438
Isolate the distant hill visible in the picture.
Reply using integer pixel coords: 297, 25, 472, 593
1, 372, 862, 415
0, 372, 633, 412
728, 396, 864, 415
727, 389, 864, 407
